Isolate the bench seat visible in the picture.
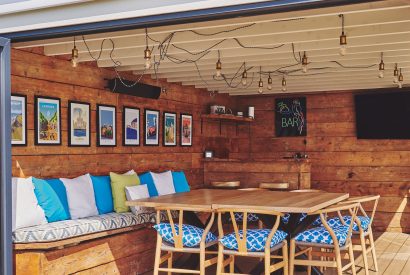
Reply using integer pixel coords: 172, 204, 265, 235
13, 211, 162, 244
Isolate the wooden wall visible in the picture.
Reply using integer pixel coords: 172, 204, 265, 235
234, 93, 409, 232
11, 48, 236, 189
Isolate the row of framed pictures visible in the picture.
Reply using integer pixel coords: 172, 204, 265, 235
11, 94, 193, 147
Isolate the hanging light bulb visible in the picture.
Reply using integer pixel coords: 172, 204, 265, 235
144, 28, 151, 69
281, 76, 287, 92
339, 14, 347, 56
258, 66, 263, 94
378, 52, 385, 78
241, 67, 248, 86
216, 58, 222, 78
71, 37, 79, 68
398, 68, 404, 88
301, 51, 308, 73
267, 74, 273, 90
393, 63, 399, 83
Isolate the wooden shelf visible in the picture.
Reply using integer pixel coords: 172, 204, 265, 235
201, 114, 254, 123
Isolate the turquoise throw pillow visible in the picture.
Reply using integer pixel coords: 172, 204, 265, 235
90, 175, 114, 214
172, 171, 190, 193
45, 178, 71, 219
139, 172, 158, 197
32, 177, 70, 222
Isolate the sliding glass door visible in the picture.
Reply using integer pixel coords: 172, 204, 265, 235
0, 36, 12, 275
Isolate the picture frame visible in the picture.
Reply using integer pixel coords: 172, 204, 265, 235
144, 109, 160, 146
34, 96, 61, 145
180, 113, 193, 147
68, 101, 91, 147
97, 104, 116, 147
123, 106, 140, 146
163, 111, 177, 146
11, 94, 27, 146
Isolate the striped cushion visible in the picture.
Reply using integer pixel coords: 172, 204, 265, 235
220, 229, 287, 252
295, 225, 350, 246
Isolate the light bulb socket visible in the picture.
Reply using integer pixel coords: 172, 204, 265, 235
302, 52, 308, 66
282, 77, 287, 87
394, 66, 399, 77
399, 69, 404, 82
71, 45, 78, 59
216, 59, 222, 70
258, 79, 263, 88
144, 47, 151, 60
268, 76, 272, 85
339, 32, 347, 46
242, 70, 247, 79
379, 61, 384, 71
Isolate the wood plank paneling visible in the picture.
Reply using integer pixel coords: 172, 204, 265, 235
236, 92, 410, 232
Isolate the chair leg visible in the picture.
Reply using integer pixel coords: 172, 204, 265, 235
200, 244, 206, 275
216, 243, 224, 275
282, 241, 289, 275
360, 232, 369, 275
153, 235, 162, 275
265, 250, 271, 275
335, 248, 343, 275
369, 228, 379, 272
167, 252, 173, 275
307, 248, 312, 275
289, 239, 296, 275
348, 243, 357, 275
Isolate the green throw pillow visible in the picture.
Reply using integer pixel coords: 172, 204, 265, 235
110, 172, 140, 213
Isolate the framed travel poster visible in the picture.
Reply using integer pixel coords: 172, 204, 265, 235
68, 101, 91, 147
11, 94, 27, 146
35, 96, 61, 145
144, 109, 159, 146
180, 113, 193, 146
97, 104, 116, 146
123, 107, 140, 146
163, 112, 177, 146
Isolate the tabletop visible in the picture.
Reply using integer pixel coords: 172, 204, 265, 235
126, 189, 349, 213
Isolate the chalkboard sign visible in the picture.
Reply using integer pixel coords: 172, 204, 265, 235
275, 97, 307, 137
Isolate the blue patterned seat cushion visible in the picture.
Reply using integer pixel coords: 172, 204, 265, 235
325, 216, 371, 232
295, 225, 350, 246
153, 223, 217, 248
282, 213, 308, 224
220, 229, 287, 252
233, 212, 259, 222
13, 211, 167, 243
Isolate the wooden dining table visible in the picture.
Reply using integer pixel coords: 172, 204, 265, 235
126, 189, 349, 275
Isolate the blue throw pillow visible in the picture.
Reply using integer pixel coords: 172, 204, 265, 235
172, 171, 190, 193
139, 172, 158, 197
45, 179, 71, 219
90, 175, 114, 214
32, 177, 71, 222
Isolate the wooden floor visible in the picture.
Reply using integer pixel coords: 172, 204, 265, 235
143, 232, 409, 275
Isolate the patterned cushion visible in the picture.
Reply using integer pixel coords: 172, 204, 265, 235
325, 216, 371, 231
153, 223, 217, 248
13, 211, 166, 243
295, 225, 350, 246
233, 212, 259, 222
282, 213, 308, 224
220, 229, 287, 252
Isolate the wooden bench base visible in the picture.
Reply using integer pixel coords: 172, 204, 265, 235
14, 226, 157, 275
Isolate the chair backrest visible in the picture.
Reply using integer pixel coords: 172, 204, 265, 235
216, 208, 283, 254
155, 207, 215, 249
311, 202, 359, 247
339, 195, 380, 230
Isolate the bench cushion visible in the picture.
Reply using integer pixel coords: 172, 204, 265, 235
13, 211, 163, 243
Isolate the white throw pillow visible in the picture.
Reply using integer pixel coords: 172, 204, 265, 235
150, 171, 175, 196
12, 177, 47, 231
124, 169, 136, 175
60, 174, 98, 219
125, 185, 150, 214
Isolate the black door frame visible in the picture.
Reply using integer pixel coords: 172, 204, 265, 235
0, 36, 12, 275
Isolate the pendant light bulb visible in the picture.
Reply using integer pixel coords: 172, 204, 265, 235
144, 46, 152, 69
281, 76, 287, 92
258, 66, 263, 94
393, 63, 399, 83
267, 74, 273, 90
71, 37, 79, 68
302, 52, 308, 73
241, 69, 248, 86
339, 14, 347, 56
378, 52, 385, 78
216, 59, 222, 78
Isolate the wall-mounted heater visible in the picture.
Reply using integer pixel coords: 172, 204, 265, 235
107, 78, 161, 99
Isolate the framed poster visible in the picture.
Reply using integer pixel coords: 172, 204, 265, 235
180, 113, 193, 146
35, 96, 61, 145
163, 112, 177, 146
275, 97, 307, 137
97, 104, 116, 146
68, 101, 91, 147
123, 106, 140, 146
144, 109, 159, 146
11, 94, 27, 146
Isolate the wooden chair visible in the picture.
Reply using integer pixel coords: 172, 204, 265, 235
259, 182, 289, 191
290, 189, 323, 193
152, 207, 218, 275
336, 195, 380, 275
289, 202, 359, 275
211, 181, 241, 189
216, 208, 288, 275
